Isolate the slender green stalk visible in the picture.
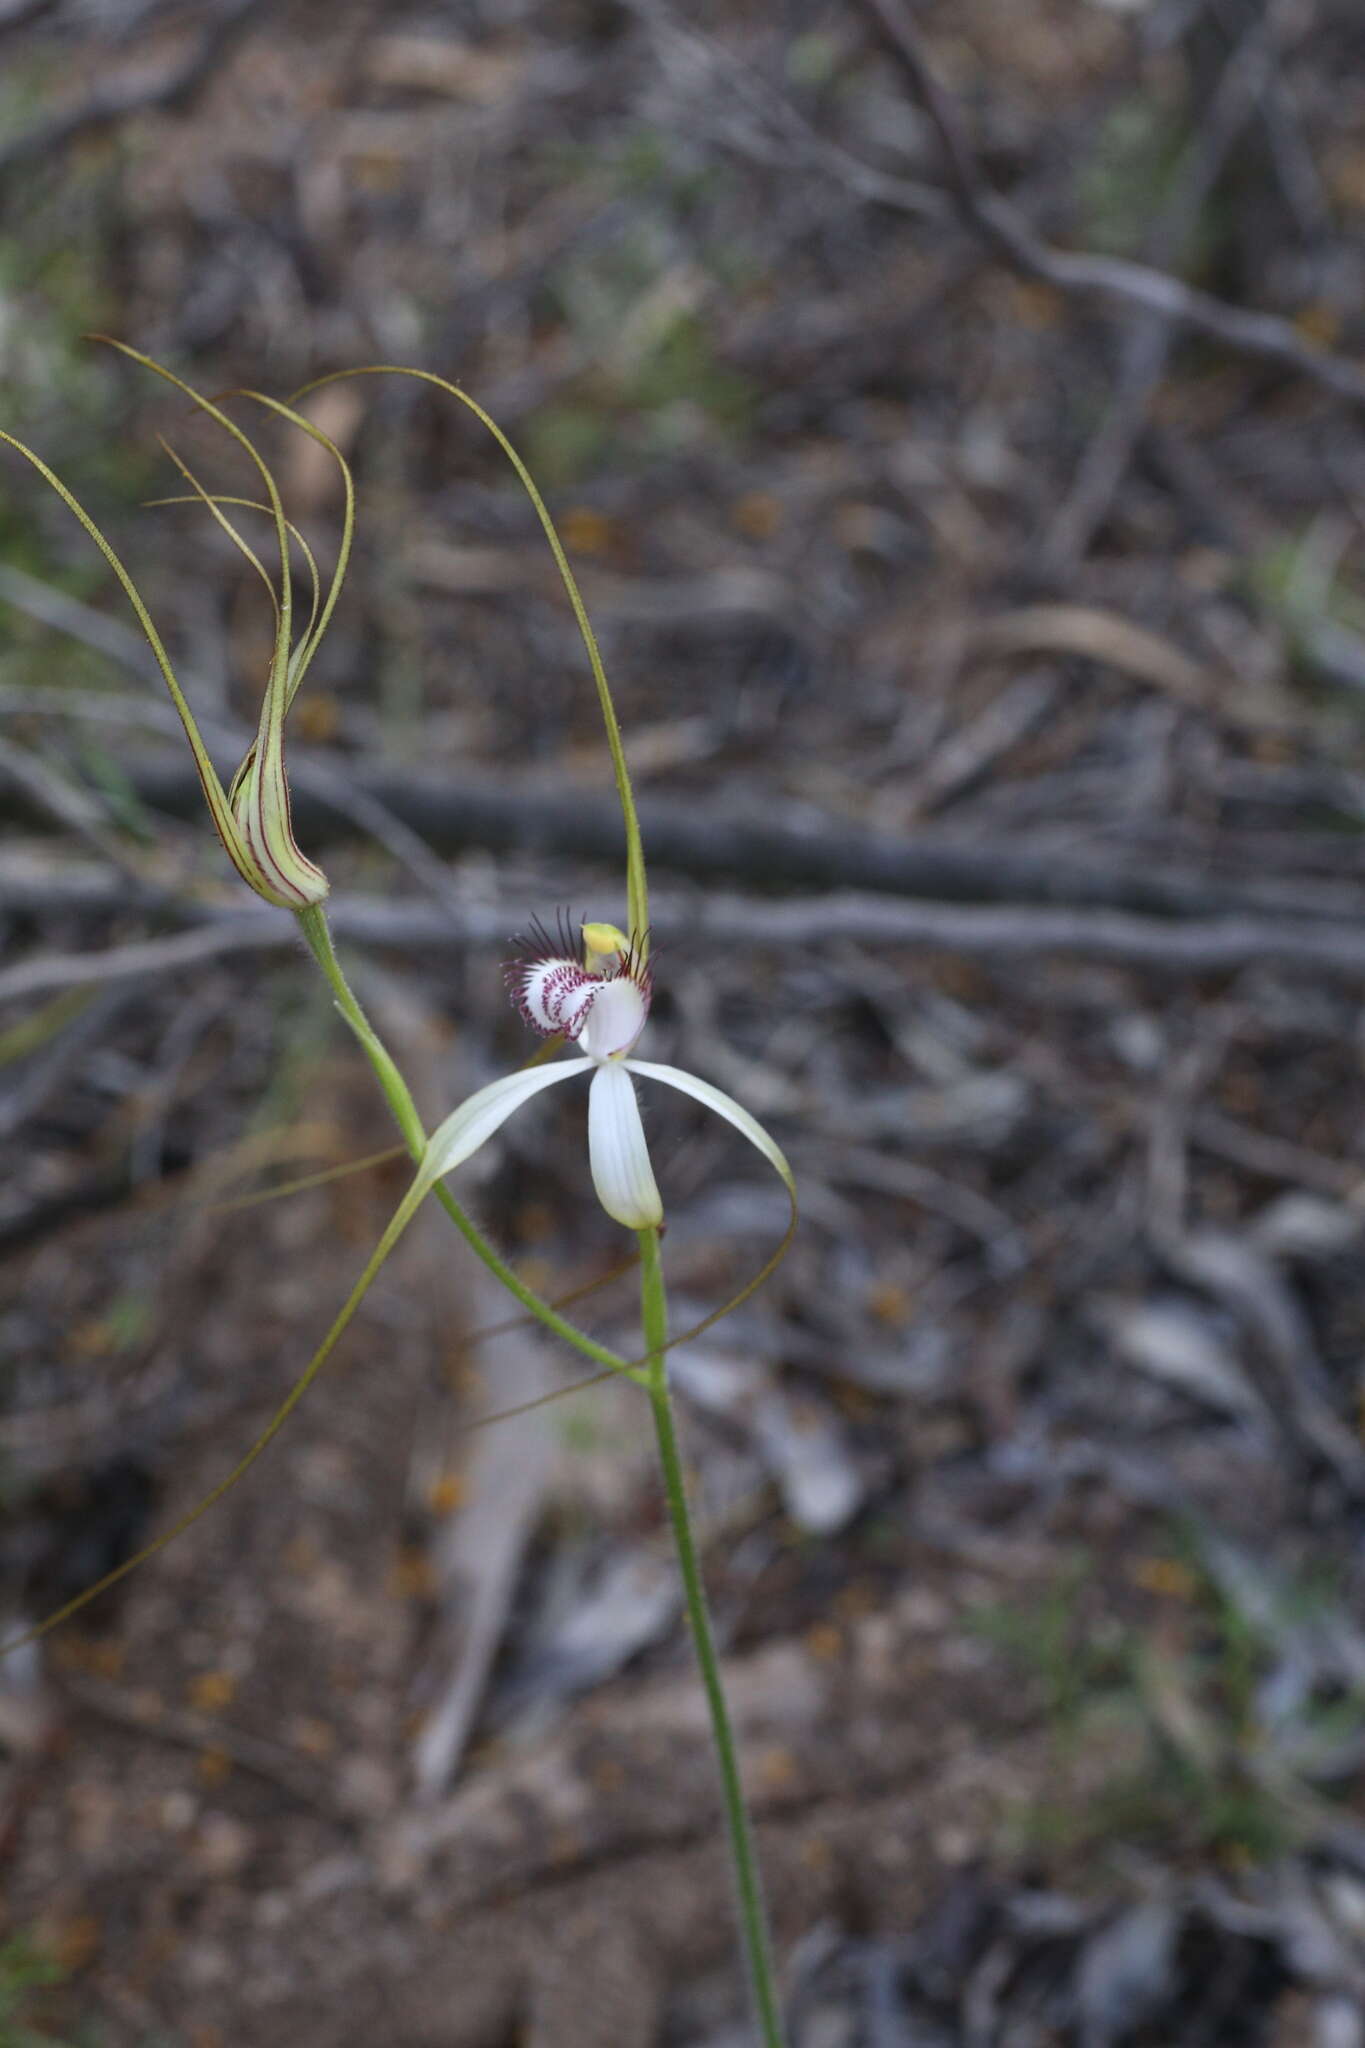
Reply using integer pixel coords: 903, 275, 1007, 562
297, 902, 425, 1154
295, 903, 645, 1386
292, 366, 650, 947
638, 1226, 787, 2048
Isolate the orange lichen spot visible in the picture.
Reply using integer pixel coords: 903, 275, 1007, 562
803, 1621, 844, 1664
297, 692, 341, 743
514, 1204, 558, 1248
389, 1545, 437, 1602
1293, 303, 1343, 349
197, 1747, 232, 1787
1131, 1557, 1198, 1601
283, 1531, 323, 1575
1326, 146, 1365, 213
187, 1670, 237, 1713
732, 491, 781, 540
833, 1383, 876, 1423
1007, 279, 1063, 330
427, 1472, 464, 1518
446, 1353, 484, 1397
758, 1745, 799, 1792
88, 1637, 127, 1680
352, 156, 405, 195
292, 1716, 337, 1757
52, 1912, 102, 1971
561, 507, 614, 556
867, 1280, 912, 1328
53, 1634, 125, 1680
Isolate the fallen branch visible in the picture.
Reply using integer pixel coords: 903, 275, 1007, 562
103, 754, 1363, 925
10, 884, 1365, 1007
4, 745, 1361, 928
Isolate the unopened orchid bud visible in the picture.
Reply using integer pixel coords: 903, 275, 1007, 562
3, 343, 345, 917
227, 732, 329, 913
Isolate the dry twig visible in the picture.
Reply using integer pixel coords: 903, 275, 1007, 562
1044, 0, 1287, 568
0, 0, 272, 182
859, 0, 1365, 410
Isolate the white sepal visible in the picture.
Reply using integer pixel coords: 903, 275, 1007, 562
423, 1059, 592, 1186
623, 1059, 795, 1196
588, 1062, 663, 1229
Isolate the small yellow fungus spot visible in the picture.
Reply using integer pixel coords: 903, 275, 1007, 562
292, 1716, 337, 1757
1130, 1557, 1198, 1600
867, 1280, 912, 1328
187, 1671, 236, 1713
390, 1546, 437, 1602
561, 506, 614, 555
297, 693, 341, 743
1294, 303, 1342, 348
758, 1745, 799, 1791
732, 491, 781, 540
54, 1634, 125, 1679
427, 1472, 464, 1518
284, 1531, 323, 1575
1007, 279, 1063, 330
803, 1621, 843, 1663
52, 1913, 102, 1971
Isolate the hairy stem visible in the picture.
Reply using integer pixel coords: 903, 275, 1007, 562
639, 1226, 786, 2048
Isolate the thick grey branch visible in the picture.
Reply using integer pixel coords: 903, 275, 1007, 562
100, 754, 1363, 929
9, 880, 1365, 1006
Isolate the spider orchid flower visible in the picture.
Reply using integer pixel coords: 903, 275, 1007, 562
419, 919, 793, 1230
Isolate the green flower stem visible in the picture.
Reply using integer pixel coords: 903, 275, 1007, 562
297, 902, 425, 1155
296, 903, 645, 1386
638, 1226, 787, 2048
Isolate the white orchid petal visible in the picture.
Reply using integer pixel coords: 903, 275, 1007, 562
423, 1059, 592, 1187
579, 976, 649, 1060
623, 1060, 795, 1196
588, 1063, 662, 1229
